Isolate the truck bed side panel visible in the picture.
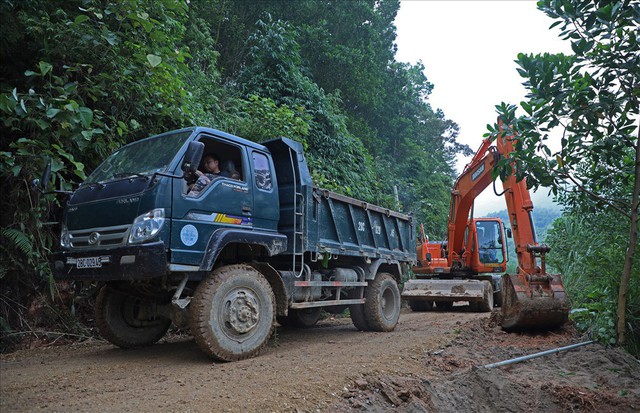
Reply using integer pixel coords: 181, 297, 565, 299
263, 137, 415, 263
308, 189, 414, 261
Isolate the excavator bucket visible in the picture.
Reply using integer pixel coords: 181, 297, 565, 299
501, 273, 570, 330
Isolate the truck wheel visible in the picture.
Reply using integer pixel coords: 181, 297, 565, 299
288, 308, 322, 328
349, 304, 370, 331
478, 281, 494, 312
189, 264, 275, 361
364, 272, 401, 332
95, 286, 170, 348
408, 300, 433, 312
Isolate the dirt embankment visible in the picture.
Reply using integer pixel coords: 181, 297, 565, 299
2, 307, 639, 412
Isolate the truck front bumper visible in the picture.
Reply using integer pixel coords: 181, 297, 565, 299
52, 241, 167, 281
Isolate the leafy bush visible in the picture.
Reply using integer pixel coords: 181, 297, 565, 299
546, 213, 639, 353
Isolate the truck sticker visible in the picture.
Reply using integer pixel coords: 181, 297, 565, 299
180, 224, 198, 246
222, 182, 249, 193
116, 197, 140, 205
186, 212, 253, 226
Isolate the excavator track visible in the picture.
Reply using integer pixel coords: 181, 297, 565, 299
501, 273, 570, 330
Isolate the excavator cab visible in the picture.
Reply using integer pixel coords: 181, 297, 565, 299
472, 218, 507, 270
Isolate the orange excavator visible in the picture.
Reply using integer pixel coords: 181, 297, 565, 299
402, 119, 570, 330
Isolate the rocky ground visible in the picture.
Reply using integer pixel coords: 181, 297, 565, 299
2, 306, 639, 412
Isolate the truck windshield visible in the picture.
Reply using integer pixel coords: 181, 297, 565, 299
84, 131, 192, 184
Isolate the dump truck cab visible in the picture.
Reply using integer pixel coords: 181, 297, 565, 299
53, 127, 286, 280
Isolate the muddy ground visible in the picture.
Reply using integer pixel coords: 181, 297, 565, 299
1, 306, 639, 412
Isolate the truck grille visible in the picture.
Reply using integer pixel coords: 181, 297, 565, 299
69, 224, 131, 250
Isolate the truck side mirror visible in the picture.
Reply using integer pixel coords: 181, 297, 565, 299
32, 160, 52, 194
506, 228, 512, 238
181, 141, 204, 179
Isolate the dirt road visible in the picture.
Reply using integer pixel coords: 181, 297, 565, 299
2, 307, 639, 412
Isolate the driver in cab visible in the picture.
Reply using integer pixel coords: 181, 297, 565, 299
187, 153, 229, 196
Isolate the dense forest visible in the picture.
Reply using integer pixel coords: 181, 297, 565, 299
0, 0, 469, 348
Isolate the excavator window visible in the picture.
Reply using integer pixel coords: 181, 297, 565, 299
476, 220, 504, 264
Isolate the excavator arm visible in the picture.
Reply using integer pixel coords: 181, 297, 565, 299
493, 121, 570, 330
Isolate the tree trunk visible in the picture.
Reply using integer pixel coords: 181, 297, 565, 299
617, 130, 640, 345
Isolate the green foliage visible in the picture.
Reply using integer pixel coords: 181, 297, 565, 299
236, 14, 381, 201
546, 213, 639, 349
232, 95, 311, 146
570, 291, 617, 346
488, 0, 638, 211
0, 0, 196, 343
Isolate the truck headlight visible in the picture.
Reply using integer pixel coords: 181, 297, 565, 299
128, 208, 165, 244
60, 224, 70, 248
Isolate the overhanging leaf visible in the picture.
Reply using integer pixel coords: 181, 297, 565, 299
78, 107, 93, 128
146, 54, 162, 67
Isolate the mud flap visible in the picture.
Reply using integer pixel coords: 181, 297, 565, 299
501, 273, 570, 331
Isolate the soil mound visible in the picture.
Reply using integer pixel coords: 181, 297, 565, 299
335, 315, 640, 412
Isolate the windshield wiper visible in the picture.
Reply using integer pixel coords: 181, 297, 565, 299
112, 172, 149, 180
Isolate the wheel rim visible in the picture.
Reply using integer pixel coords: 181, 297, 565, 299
381, 285, 396, 321
221, 288, 260, 336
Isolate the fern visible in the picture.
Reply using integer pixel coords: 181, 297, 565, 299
2, 228, 34, 256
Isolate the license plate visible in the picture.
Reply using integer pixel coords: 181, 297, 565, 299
76, 257, 102, 269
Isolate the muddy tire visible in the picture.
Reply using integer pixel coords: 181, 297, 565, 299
288, 308, 322, 328
363, 272, 401, 332
349, 304, 370, 331
95, 286, 170, 349
408, 300, 433, 312
190, 264, 275, 361
472, 281, 493, 313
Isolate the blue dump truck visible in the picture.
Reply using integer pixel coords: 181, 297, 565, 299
48, 127, 415, 361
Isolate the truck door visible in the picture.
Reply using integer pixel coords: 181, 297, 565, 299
170, 133, 253, 265
250, 150, 279, 231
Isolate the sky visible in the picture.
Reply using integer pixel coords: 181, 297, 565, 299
394, 0, 572, 215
